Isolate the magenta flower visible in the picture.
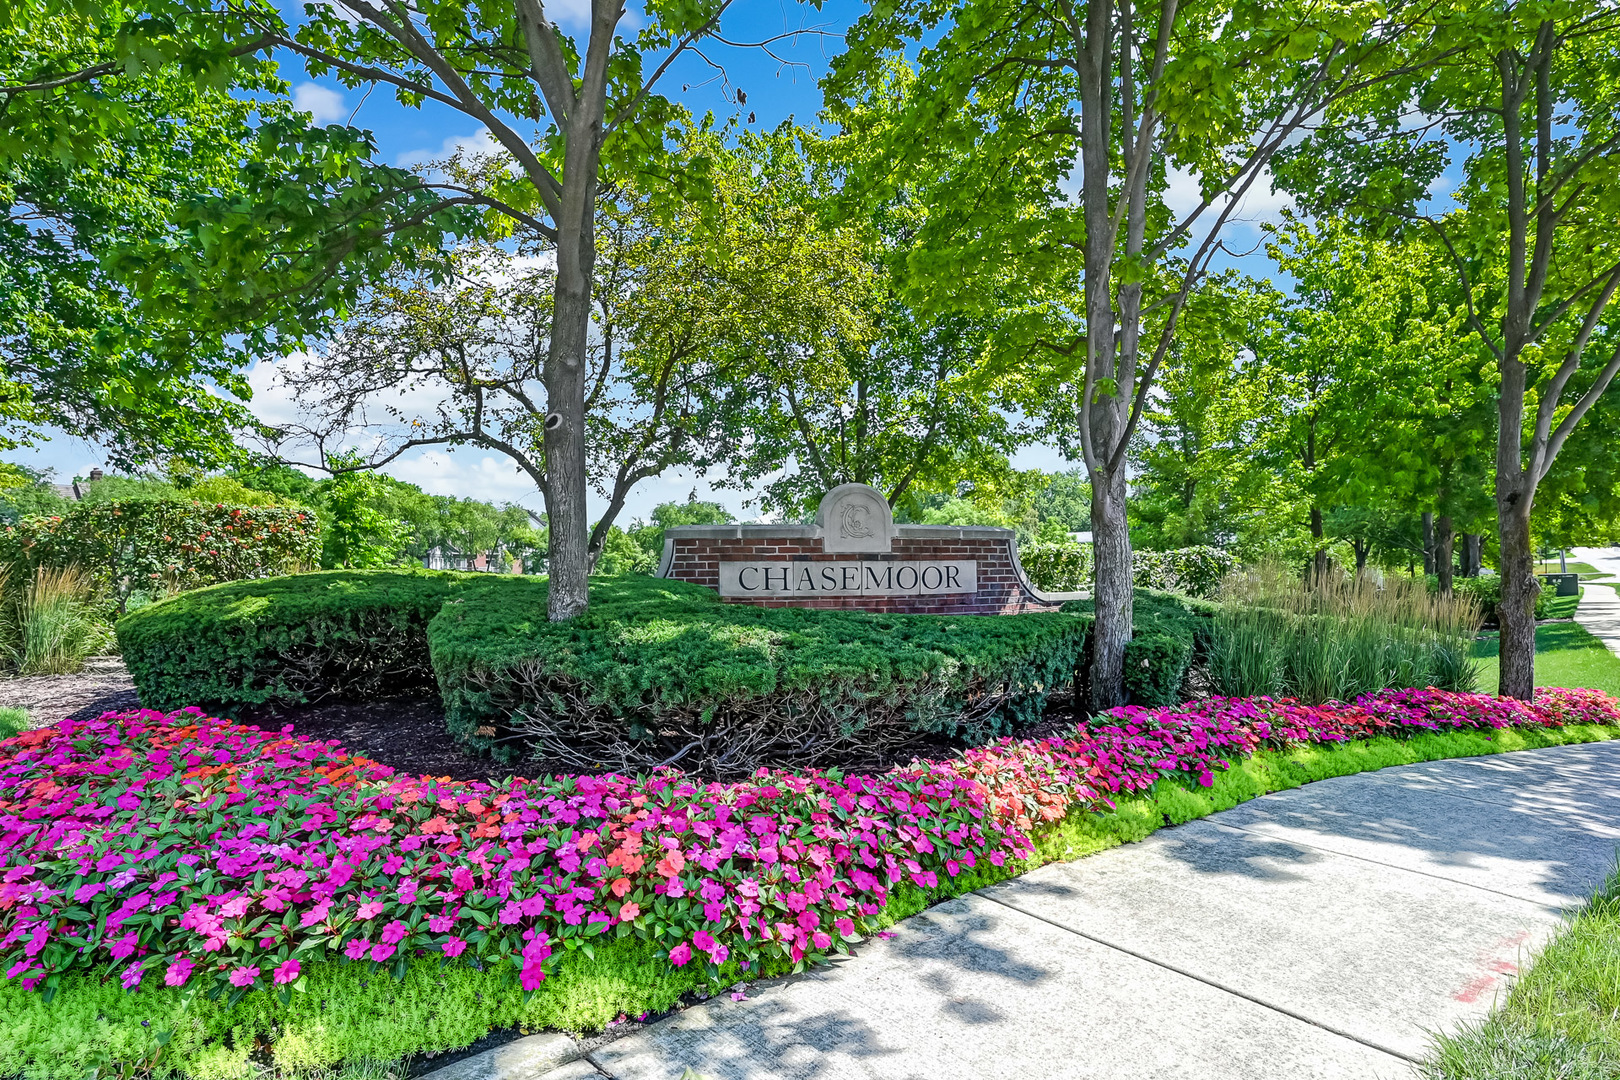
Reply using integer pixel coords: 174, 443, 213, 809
273, 959, 301, 984
442, 936, 467, 958
668, 942, 693, 967
228, 965, 260, 988
164, 956, 194, 986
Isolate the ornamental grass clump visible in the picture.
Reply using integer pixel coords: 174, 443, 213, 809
1209, 564, 1483, 702
0, 564, 104, 676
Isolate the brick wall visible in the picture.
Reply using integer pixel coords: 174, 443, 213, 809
658, 525, 1084, 615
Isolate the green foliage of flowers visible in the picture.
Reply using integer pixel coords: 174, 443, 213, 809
117, 570, 465, 710
0, 500, 321, 614
0, 938, 737, 1080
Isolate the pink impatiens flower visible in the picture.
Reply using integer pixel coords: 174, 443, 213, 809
164, 956, 194, 986
668, 942, 692, 967
273, 959, 300, 984
228, 965, 260, 988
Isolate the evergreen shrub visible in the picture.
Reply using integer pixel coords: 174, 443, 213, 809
429, 575, 1090, 774
118, 572, 1089, 772
1063, 587, 1215, 707
118, 570, 463, 710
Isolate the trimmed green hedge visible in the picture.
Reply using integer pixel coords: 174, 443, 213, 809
118, 570, 465, 710
430, 575, 1090, 774
118, 572, 1089, 774
1063, 587, 1216, 707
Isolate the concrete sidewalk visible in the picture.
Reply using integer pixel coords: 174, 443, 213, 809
513, 740, 1620, 1080
1571, 547, 1620, 659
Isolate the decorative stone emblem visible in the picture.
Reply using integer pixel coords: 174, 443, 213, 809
839, 500, 876, 539
817, 483, 895, 553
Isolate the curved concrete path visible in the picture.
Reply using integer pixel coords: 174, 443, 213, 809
1570, 547, 1620, 658
506, 740, 1620, 1080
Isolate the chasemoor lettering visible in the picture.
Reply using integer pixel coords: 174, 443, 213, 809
719, 560, 976, 598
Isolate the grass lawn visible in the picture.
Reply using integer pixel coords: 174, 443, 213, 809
1422, 868, 1620, 1079
1534, 559, 1614, 580
1540, 586, 1584, 621
1472, 617, 1620, 697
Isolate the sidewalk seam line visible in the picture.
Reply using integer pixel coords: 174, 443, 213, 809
974, 890, 1420, 1065
1207, 819, 1593, 912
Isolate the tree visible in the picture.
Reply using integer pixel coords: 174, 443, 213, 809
1282, 6, 1620, 696
1129, 278, 1282, 554
6, 0, 809, 621
830, 0, 1445, 707
727, 304, 1021, 518
275, 131, 864, 571
627, 498, 735, 567
1, 8, 470, 469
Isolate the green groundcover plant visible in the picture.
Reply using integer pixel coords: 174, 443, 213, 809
2, 688, 1618, 1079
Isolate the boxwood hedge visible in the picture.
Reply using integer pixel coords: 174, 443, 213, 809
118, 570, 465, 710
117, 572, 1089, 775
1064, 587, 1217, 707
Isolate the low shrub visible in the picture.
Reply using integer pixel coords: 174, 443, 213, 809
117, 570, 464, 710
5, 688, 1620, 1079
430, 575, 1090, 774
1444, 573, 1554, 624
0, 500, 321, 614
1020, 540, 1093, 592
1063, 588, 1216, 707
1133, 546, 1234, 598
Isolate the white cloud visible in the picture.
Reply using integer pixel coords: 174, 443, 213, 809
1162, 166, 1207, 220
396, 128, 504, 170
293, 82, 348, 125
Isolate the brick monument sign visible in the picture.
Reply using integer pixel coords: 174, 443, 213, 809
656, 483, 1087, 615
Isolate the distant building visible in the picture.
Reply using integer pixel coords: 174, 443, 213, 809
423, 544, 523, 574
53, 468, 104, 501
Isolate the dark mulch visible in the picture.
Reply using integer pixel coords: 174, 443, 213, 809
231, 697, 524, 784
0, 656, 141, 726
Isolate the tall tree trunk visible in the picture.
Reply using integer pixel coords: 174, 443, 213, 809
1075, 0, 1135, 711
1309, 505, 1328, 584
1435, 514, 1455, 595
1089, 468, 1132, 711
1461, 533, 1482, 577
542, 112, 604, 621
1497, 494, 1537, 699
1422, 511, 1435, 575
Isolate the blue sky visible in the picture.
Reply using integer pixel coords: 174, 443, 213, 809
9, 3, 1414, 522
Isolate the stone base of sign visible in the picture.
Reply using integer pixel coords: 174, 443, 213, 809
657, 524, 1085, 615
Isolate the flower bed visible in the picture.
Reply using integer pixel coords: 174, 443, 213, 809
5, 686, 1619, 1010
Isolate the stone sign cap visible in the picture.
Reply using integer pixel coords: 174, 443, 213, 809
816, 483, 894, 553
